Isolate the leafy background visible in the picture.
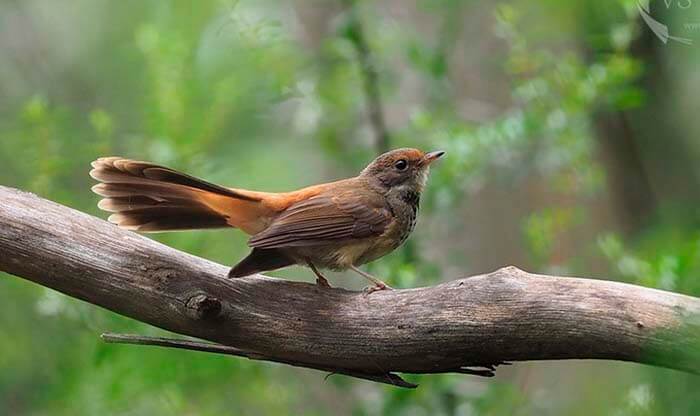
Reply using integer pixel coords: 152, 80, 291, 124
1, 0, 700, 414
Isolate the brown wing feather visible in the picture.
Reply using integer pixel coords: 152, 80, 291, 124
248, 193, 391, 249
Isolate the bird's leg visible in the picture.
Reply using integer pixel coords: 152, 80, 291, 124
349, 265, 392, 293
306, 260, 331, 288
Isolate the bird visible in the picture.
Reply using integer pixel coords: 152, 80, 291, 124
90, 148, 445, 292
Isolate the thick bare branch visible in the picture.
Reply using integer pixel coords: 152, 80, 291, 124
1, 185, 699, 388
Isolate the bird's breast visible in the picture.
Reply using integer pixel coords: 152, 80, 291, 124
350, 190, 420, 265
390, 189, 420, 247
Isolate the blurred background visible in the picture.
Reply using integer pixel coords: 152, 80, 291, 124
1, 0, 700, 414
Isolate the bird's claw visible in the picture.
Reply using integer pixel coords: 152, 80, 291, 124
316, 277, 332, 288
363, 281, 393, 295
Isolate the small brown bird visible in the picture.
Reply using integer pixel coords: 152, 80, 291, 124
90, 148, 444, 291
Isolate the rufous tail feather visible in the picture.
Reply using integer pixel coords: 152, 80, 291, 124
90, 157, 271, 234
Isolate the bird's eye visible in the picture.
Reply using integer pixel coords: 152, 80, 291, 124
394, 159, 408, 171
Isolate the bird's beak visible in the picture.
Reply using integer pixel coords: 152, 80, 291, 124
421, 150, 446, 166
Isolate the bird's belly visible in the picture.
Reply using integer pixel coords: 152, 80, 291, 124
285, 241, 375, 271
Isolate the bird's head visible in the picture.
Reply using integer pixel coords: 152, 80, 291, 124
360, 148, 445, 193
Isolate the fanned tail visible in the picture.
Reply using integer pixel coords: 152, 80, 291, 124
90, 157, 268, 233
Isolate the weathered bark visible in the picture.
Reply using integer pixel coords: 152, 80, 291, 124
1, 185, 699, 387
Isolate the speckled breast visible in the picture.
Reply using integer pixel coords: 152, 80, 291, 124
395, 190, 420, 248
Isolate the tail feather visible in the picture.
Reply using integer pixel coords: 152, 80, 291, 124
106, 207, 229, 231
90, 157, 271, 233
228, 248, 295, 278
92, 157, 257, 200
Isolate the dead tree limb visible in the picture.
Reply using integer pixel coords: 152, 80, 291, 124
1, 185, 699, 388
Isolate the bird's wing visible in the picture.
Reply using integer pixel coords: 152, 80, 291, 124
248, 192, 391, 248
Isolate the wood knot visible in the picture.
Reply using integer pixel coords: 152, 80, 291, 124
151, 266, 178, 290
186, 294, 222, 320
636, 321, 645, 329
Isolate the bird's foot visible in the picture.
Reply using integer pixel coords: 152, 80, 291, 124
350, 265, 393, 294
315, 275, 332, 288
363, 280, 393, 295
307, 260, 332, 288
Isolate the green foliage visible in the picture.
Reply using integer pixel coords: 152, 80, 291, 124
1, 0, 699, 414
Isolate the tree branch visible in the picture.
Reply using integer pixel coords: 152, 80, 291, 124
1, 185, 700, 388
100, 332, 419, 387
